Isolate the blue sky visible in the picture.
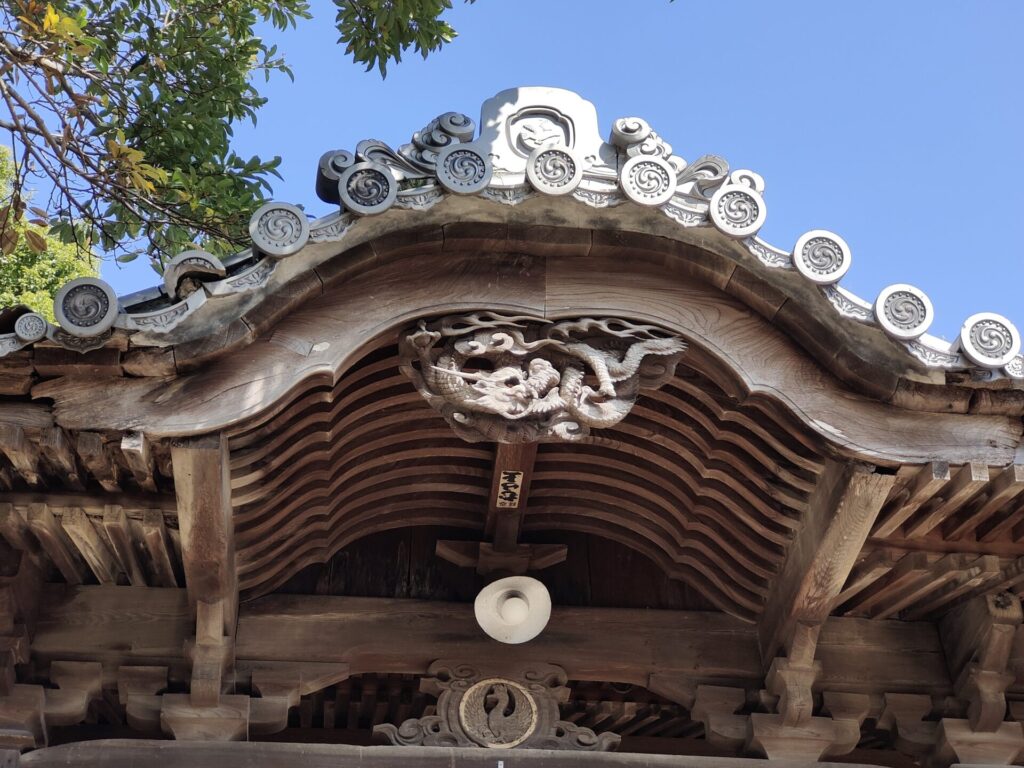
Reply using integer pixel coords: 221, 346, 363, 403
101, 0, 1024, 341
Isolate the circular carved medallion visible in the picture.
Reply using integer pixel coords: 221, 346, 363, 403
959, 312, 1021, 369
53, 277, 119, 337
436, 145, 492, 194
874, 283, 933, 340
619, 155, 676, 206
526, 146, 583, 196
338, 161, 397, 215
791, 229, 851, 284
458, 678, 538, 748
249, 202, 310, 258
13, 312, 48, 343
709, 184, 767, 238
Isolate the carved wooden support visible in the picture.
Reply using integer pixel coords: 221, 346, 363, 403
932, 718, 1024, 766
248, 663, 350, 737
746, 712, 860, 761
765, 657, 820, 726
0, 662, 100, 750
160, 694, 250, 741
163, 434, 242, 741
434, 541, 567, 575
117, 666, 167, 734
692, 685, 746, 751
435, 443, 569, 575
374, 661, 619, 751
877, 693, 937, 756
941, 592, 1022, 732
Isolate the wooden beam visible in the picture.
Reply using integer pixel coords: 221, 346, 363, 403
102, 505, 147, 586
873, 462, 949, 538
170, 434, 236, 632
60, 508, 120, 585
26, 504, 88, 585
28, 589, 953, 697
140, 509, 177, 587
759, 461, 895, 663
11, 739, 910, 768
905, 462, 989, 539
75, 432, 122, 493
485, 441, 538, 551
0, 424, 41, 487
37, 427, 84, 491
121, 432, 158, 493
946, 464, 1024, 541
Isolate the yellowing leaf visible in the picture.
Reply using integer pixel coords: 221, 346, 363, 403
42, 4, 59, 32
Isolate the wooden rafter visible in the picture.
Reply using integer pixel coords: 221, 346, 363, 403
758, 461, 895, 664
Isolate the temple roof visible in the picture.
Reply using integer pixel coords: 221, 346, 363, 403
2, 87, 1022, 418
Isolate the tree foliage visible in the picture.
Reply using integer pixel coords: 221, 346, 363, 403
0, 148, 96, 319
0, 0, 473, 274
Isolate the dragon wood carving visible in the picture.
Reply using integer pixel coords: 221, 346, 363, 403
399, 313, 686, 443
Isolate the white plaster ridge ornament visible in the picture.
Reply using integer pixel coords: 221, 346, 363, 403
959, 312, 1021, 370
162, 249, 226, 300
474, 576, 552, 645
53, 277, 119, 337
874, 284, 934, 341
9, 87, 1021, 379
13, 312, 48, 343
249, 201, 310, 258
525, 145, 584, 196
338, 161, 398, 215
709, 170, 767, 238
792, 229, 852, 285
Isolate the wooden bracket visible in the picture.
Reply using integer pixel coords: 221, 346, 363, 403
877, 692, 937, 756
434, 540, 567, 575
933, 718, 1024, 767
0, 661, 101, 750
691, 685, 747, 751
746, 712, 860, 761
941, 592, 1022, 732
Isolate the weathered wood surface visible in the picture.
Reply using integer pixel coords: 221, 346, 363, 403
170, 434, 235, 627
16, 739, 896, 768
33, 248, 1021, 466
225, 340, 814, 615
759, 462, 895, 661
26, 589, 951, 696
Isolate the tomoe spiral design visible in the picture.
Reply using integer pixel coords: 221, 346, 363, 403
970, 321, 1014, 359
619, 155, 676, 206
874, 284, 932, 340
14, 312, 47, 342
791, 230, 850, 284
436, 146, 492, 194
959, 312, 1021, 368
802, 238, 844, 276
526, 147, 582, 195
347, 169, 390, 206
536, 152, 575, 186
718, 191, 759, 229
53, 277, 119, 337
249, 202, 310, 257
884, 293, 926, 330
709, 184, 767, 238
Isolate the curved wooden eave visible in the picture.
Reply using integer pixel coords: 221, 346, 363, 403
29, 214, 1023, 466
16, 195, 1024, 414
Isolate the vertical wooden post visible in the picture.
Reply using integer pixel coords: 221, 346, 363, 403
170, 434, 237, 633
